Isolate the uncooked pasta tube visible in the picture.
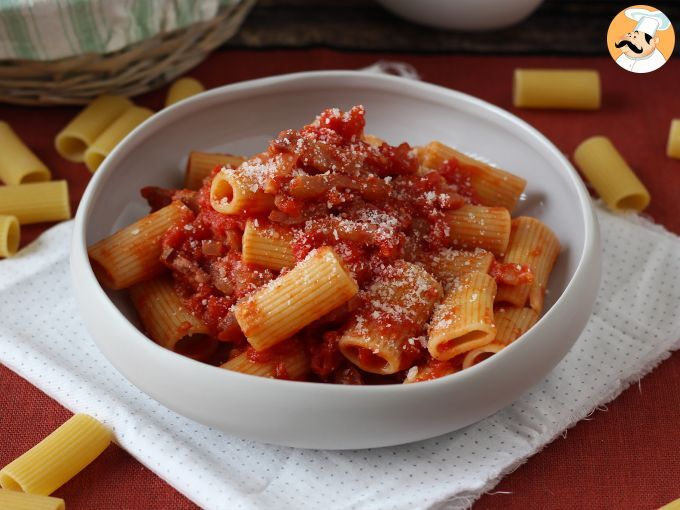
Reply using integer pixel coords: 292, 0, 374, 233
0, 122, 50, 184
84, 106, 154, 172
0, 414, 111, 496
513, 69, 600, 110
0, 215, 20, 257
667, 119, 680, 159
165, 77, 205, 107
55, 95, 133, 162
573, 136, 650, 212
0, 181, 71, 225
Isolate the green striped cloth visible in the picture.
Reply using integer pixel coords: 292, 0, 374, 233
0, 0, 240, 60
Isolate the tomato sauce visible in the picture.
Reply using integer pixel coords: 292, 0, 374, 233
149, 105, 512, 383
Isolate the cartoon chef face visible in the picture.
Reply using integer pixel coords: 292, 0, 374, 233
615, 30, 658, 58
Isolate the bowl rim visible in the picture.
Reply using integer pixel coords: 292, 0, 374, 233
72, 69, 599, 396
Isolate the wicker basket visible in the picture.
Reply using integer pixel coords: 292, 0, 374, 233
0, 0, 255, 106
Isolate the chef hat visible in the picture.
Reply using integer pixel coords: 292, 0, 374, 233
625, 8, 672, 37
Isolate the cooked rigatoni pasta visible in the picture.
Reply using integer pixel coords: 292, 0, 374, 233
221, 339, 310, 379
166, 77, 205, 107
428, 271, 497, 360
421, 247, 494, 292
444, 204, 511, 256
90, 105, 561, 384
235, 247, 358, 351
495, 217, 560, 313
339, 261, 442, 374
130, 276, 216, 359
84, 106, 154, 172
0, 122, 51, 184
0, 215, 20, 258
185, 151, 245, 190
461, 342, 505, 369
242, 220, 295, 270
494, 307, 539, 345
419, 141, 526, 211
0, 414, 111, 496
210, 158, 278, 214
88, 201, 191, 289
0, 181, 70, 225
55, 95, 133, 162
0, 489, 65, 510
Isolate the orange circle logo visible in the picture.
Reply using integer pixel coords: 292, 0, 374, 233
607, 5, 675, 73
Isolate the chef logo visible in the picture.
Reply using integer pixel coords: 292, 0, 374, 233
607, 5, 674, 74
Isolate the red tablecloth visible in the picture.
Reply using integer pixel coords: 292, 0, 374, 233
1, 50, 679, 509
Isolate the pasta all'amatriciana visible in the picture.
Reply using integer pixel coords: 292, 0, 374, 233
88, 105, 561, 384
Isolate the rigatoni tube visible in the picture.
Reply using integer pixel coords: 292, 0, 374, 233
55, 95, 133, 162
185, 151, 245, 190
445, 205, 511, 256
420, 141, 526, 211
0, 414, 111, 496
0, 121, 51, 184
234, 247, 359, 351
241, 220, 295, 270
88, 201, 191, 289
129, 275, 216, 359
428, 271, 497, 360
165, 77, 205, 107
221, 341, 310, 380
0, 181, 70, 225
495, 217, 560, 313
494, 306, 538, 345
0, 215, 20, 258
0, 489, 65, 510
339, 261, 442, 374
84, 106, 154, 172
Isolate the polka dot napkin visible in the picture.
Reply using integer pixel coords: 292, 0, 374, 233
1, 205, 679, 510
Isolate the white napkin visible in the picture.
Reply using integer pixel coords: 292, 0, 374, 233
1, 205, 679, 510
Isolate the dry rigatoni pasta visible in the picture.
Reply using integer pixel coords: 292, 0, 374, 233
513, 69, 601, 110
0, 489, 65, 510
0, 122, 51, 184
84, 106, 154, 172
428, 271, 497, 360
419, 141, 526, 211
129, 275, 216, 359
241, 219, 295, 270
494, 306, 539, 345
55, 95, 133, 162
221, 340, 310, 380
0, 181, 71, 225
165, 77, 205, 107
339, 261, 442, 374
234, 247, 359, 351
88, 201, 191, 289
444, 204, 511, 256
185, 151, 245, 190
421, 247, 494, 292
0, 215, 20, 258
0, 414, 111, 496
495, 217, 560, 313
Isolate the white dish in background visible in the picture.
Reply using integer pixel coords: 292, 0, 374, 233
376, 0, 544, 31
71, 71, 601, 449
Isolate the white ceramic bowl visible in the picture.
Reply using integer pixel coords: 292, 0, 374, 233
71, 71, 601, 449
375, 0, 544, 31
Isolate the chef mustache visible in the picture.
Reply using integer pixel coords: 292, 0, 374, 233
615, 39, 643, 54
